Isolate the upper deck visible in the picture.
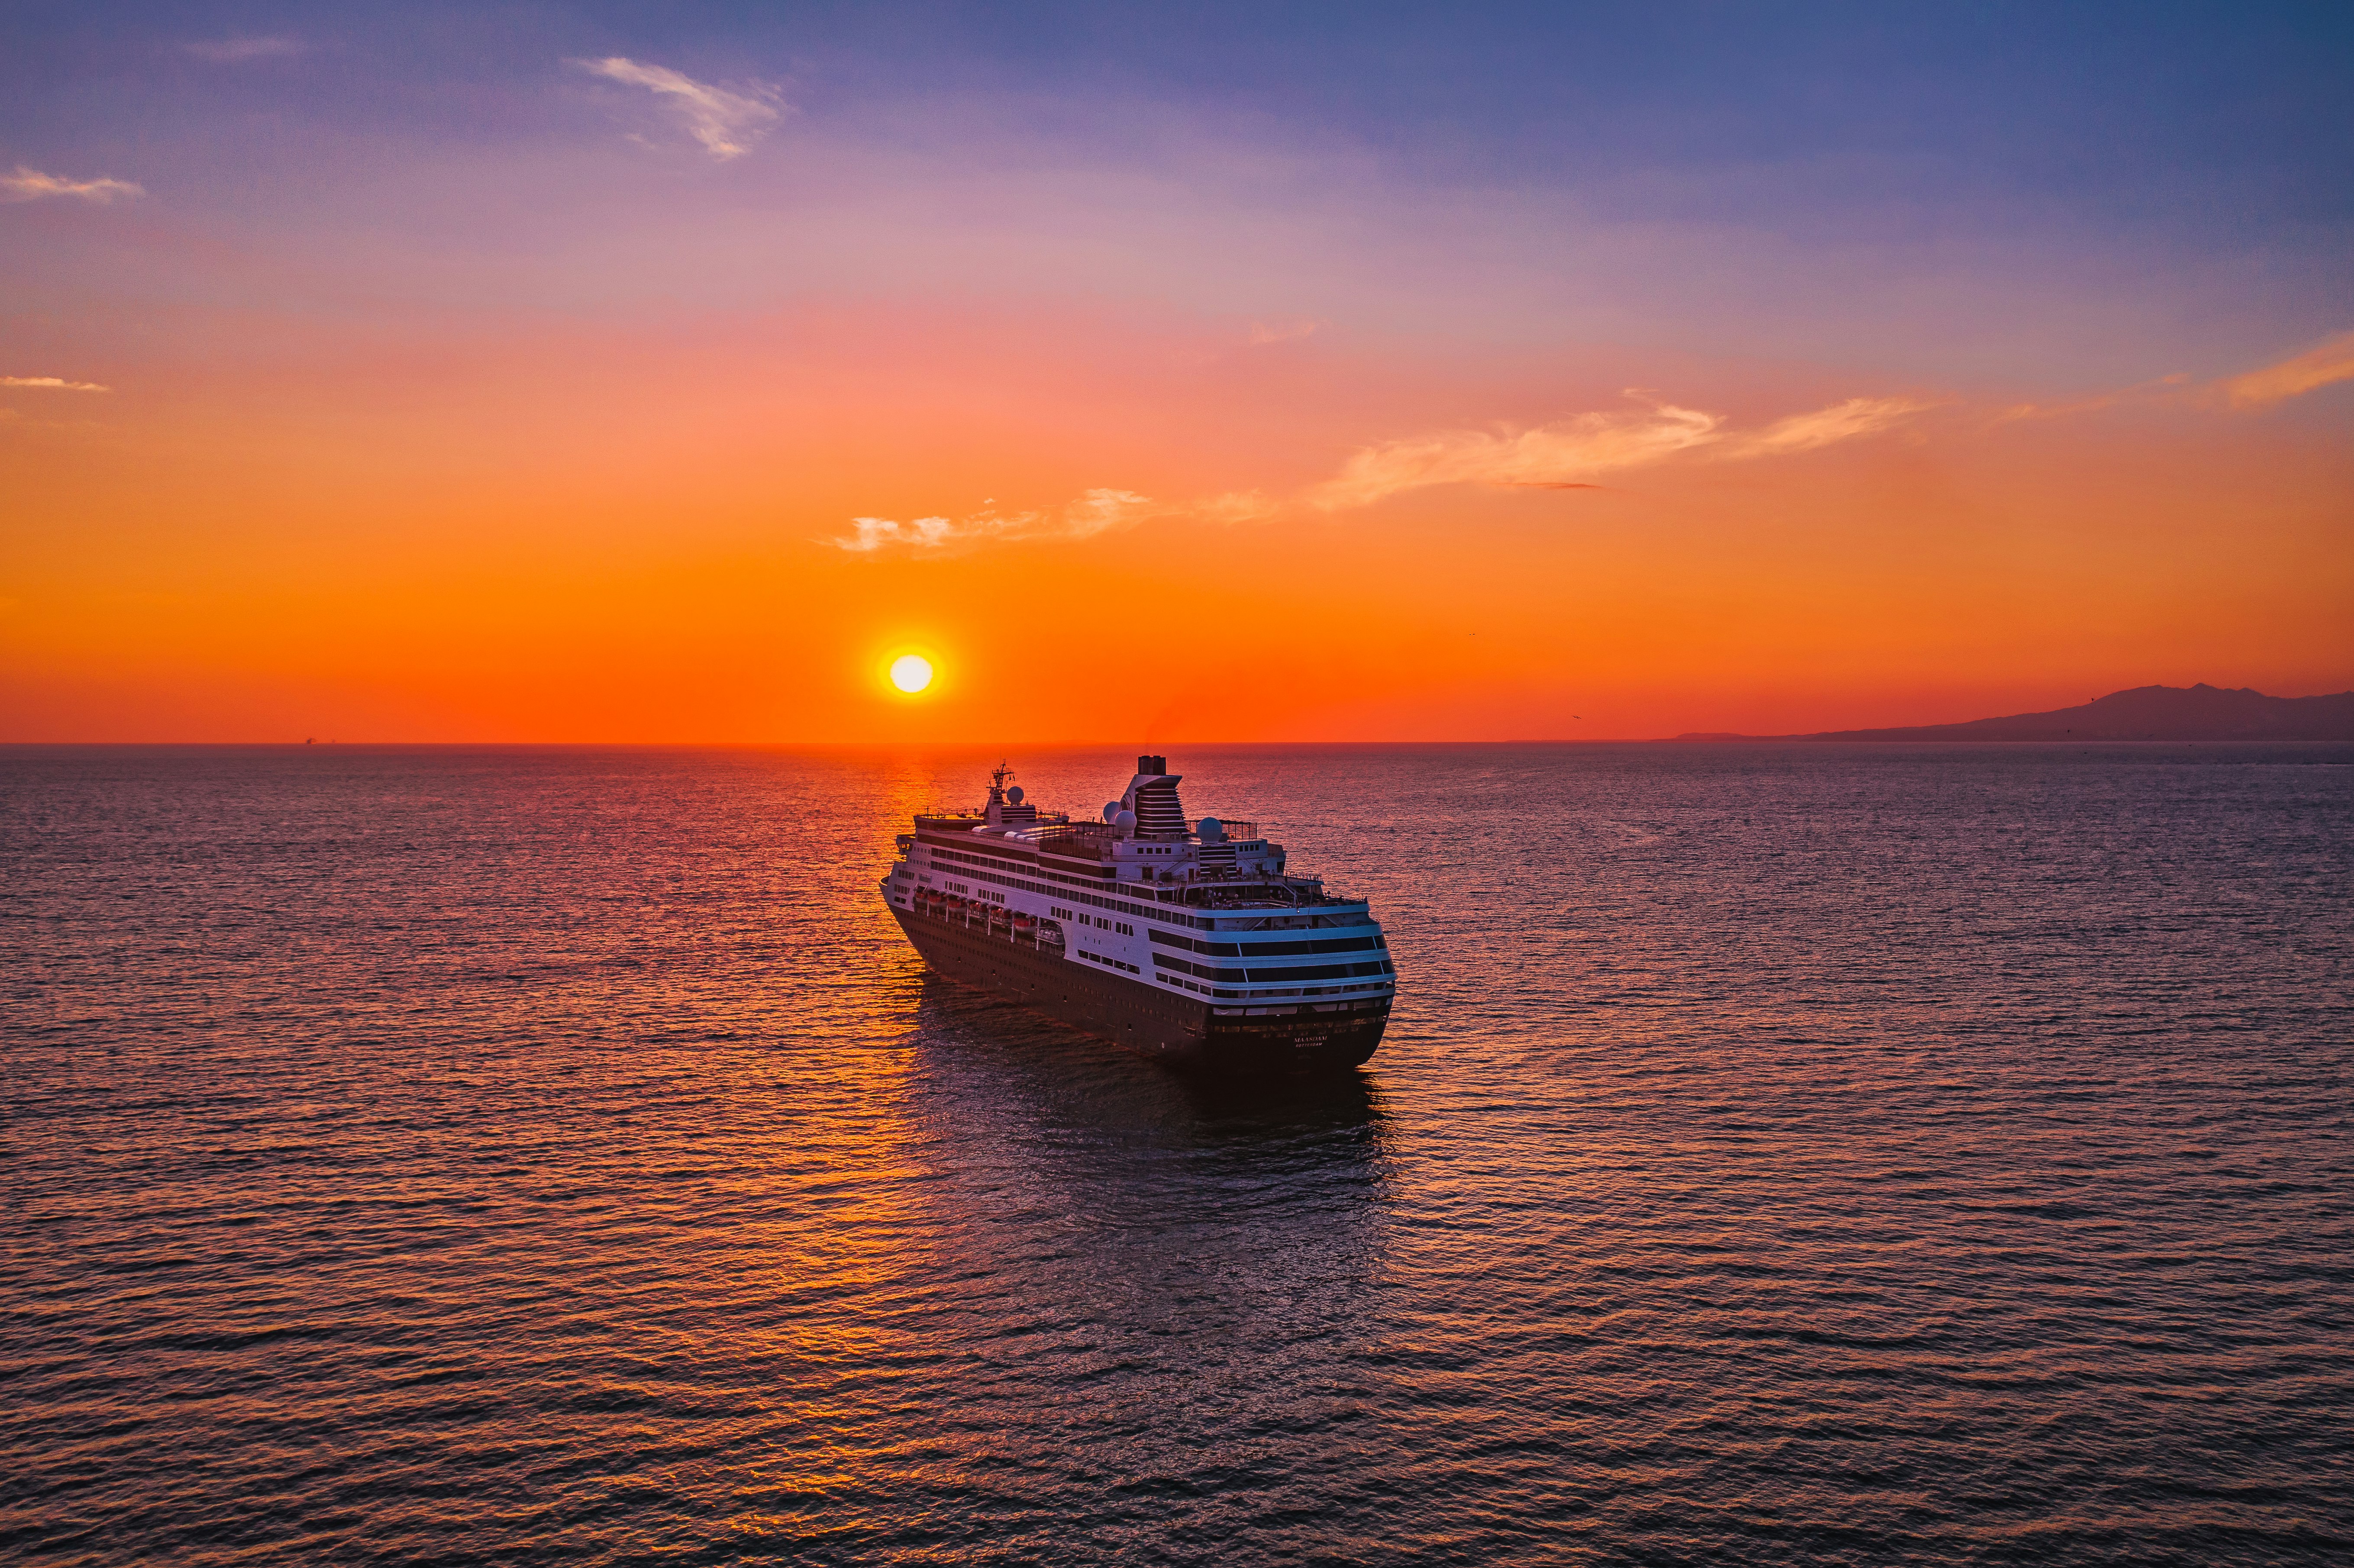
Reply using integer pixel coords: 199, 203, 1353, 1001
905, 758, 1366, 913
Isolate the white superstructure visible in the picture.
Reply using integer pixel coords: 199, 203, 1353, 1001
882, 757, 1396, 1013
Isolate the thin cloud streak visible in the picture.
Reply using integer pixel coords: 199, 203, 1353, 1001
574, 57, 783, 161
1246, 319, 1320, 346
837, 392, 1939, 551
1718, 396, 1938, 458
0, 376, 110, 391
1310, 398, 1722, 510
0, 166, 144, 203
1310, 392, 1935, 510
833, 488, 1153, 552
187, 37, 305, 62
1992, 374, 2191, 423
1992, 331, 2353, 423
1986, 329, 2354, 423
2220, 330, 2354, 408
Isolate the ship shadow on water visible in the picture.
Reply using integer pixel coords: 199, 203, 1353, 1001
884, 975, 1396, 1419
898, 966, 1389, 1226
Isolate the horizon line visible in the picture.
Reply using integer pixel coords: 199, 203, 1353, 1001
8, 736, 2353, 750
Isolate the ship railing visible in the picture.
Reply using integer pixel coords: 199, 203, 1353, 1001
914, 890, 1064, 949
1188, 819, 1261, 840
1175, 881, 1358, 910
1028, 822, 1119, 856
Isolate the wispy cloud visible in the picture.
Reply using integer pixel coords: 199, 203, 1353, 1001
187, 36, 304, 62
0, 166, 145, 204
0, 376, 110, 391
1992, 374, 2190, 424
573, 57, 784, 161
2218, 330, 2354, 409
1246, 318, 1320, 346
1198, 490, 1279, 523
1719, 395, 1939, 457
1990, 332, 2354, 424
1308, 398, 1721, 510
833, 488, 1154, 552
1307, 392, 1937, 509
836, 390, 1937, 552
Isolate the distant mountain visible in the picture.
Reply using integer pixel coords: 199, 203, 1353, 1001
1671, 684, 2354, 742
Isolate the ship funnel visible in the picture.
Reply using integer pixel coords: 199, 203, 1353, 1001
1125, 758, 1186, 839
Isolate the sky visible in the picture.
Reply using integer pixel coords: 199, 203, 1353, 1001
2, 1, 2350, 742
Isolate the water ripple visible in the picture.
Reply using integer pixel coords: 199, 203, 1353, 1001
3, 742, 2350, 1564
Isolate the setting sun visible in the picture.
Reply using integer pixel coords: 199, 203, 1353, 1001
889, 655, 935, 694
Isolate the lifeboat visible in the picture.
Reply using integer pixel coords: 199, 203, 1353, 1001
1011, 913, 1037, 943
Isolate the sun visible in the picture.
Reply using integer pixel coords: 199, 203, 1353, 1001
889, 654, 934, 694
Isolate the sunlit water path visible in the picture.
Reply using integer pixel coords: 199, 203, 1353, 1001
5, 744, 2351, 1565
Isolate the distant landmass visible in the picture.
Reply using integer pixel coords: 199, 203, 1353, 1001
1670, 684, 2354, 743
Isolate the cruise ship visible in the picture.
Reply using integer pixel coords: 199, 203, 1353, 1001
880, 758, 1394, 1071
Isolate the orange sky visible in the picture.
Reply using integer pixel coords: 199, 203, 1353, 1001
4, 14, 2351, 740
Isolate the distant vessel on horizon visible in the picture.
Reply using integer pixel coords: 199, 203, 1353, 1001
880, 758, 1395, 1071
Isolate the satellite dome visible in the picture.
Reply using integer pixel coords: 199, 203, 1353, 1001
1114, 809, 1137, 832
1103, 801, 1123, 823
1006, 785, 1024, 803
1198, 816, 1224, 842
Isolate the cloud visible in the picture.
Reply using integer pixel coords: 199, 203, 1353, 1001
838, 515, 956, 551
1984, 330, 2354, 424
1308, 398, 1722, 510
833, 488, 1156, 552
1718, 395, 1939, 457
187, 36, 304, 62
1198, 490, 1280, 523
0, 376, 110, 391
830, 488, 1300, 553
573, 57, 784, 161
1991, 374, 2191, 424
1307, 391, 1937, 510
0, 166, 145, 203
836, 390, 1936, 552
1063, 487, 1153, 536
2218, 330, 2354, 409
1246, 318, 1320, 346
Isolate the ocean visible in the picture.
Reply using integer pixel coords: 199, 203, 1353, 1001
4, 743, 2350, 1565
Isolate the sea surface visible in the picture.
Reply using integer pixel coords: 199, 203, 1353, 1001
4, 743, 2351, 1566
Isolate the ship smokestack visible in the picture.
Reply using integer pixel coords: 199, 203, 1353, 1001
1127, 756, 1185, 838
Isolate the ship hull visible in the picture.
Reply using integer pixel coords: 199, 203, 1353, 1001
890, 905, 1387, 1073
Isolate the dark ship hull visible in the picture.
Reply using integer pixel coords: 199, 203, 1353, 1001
891, 904, 1388, 1072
